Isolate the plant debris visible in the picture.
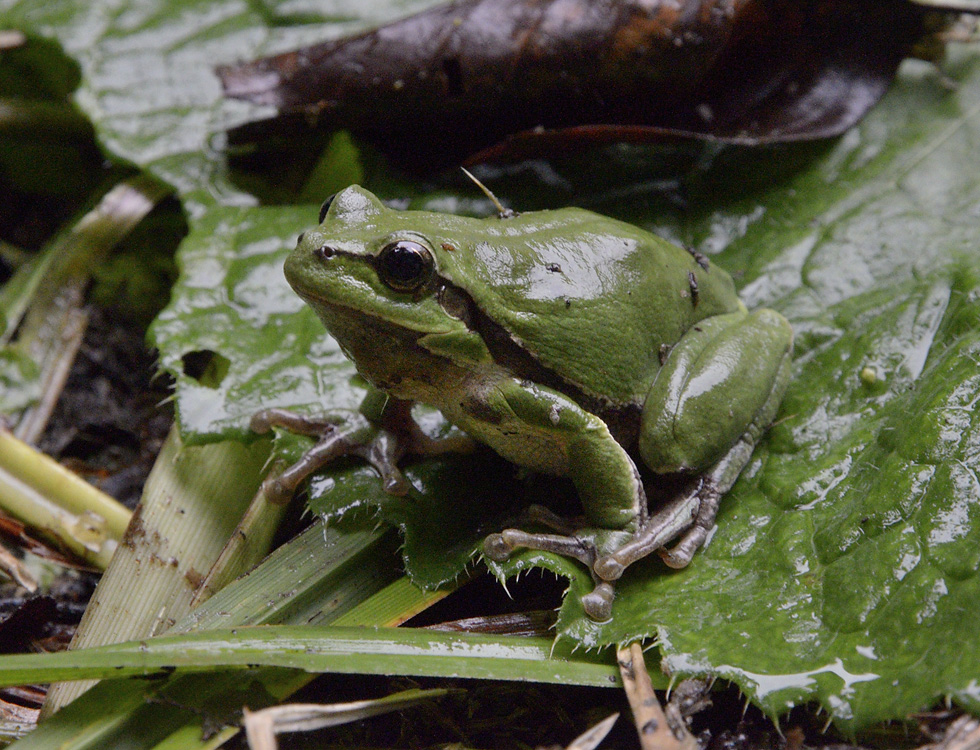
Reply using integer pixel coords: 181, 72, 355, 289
220, 0, 967, 172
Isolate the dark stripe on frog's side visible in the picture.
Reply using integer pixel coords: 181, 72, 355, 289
459, 394, 504, 425
434, 276, 643, 450
313, 246, 643, 450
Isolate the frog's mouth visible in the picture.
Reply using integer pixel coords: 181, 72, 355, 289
301, 294, 425, 357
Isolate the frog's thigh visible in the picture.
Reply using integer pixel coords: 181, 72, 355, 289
639, 308, 793, 474
492, 378, 642, 531
657, 337, 793, 569
595, 310, 792, 578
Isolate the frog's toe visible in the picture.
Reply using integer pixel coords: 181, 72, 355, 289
659, 547, 693, 569
658, 524, 709, 569
260, 474, 296, 505
593, 555, 626, 582
363, 445, 411, 495
249, 407, 343, 438
482, 532, 515, 562
657, 483, 720, 568
581, 582, 614, 622
250, 409, 276, 435
380, 472, 410, 495
521, 504, 581, 535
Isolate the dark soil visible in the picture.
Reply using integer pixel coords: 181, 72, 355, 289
36, 305, 173, 509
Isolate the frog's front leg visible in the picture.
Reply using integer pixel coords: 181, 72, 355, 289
594, 308, 794, 582
252, 392, 474, 503
474, 378, 649, 620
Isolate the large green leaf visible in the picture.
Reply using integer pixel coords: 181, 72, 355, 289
4, 0, 980, 730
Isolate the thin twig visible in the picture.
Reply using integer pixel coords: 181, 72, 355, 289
618, 643, 697, 750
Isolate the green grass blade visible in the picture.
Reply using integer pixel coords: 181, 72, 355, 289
0, 625, 620, 688
0, 429, 131, 568
43, 429, 272, 713
172, 517, 401, 633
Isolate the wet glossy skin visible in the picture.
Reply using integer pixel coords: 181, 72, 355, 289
281, 185, 793, 620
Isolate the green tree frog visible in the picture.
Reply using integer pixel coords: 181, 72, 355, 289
254, 185, 793, 621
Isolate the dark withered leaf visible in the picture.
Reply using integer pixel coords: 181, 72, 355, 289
218, 0, 958, 172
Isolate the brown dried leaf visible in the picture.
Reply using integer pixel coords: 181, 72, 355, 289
220, 0, 954, 171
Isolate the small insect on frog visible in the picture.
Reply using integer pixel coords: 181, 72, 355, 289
253, 184, 793, 621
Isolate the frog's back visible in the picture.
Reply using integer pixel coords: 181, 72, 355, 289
440, 208, 742, 407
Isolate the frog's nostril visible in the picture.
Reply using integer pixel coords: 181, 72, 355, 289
316, 245, 336, 260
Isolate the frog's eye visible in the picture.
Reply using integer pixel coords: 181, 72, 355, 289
377, 240, 434, 293
318, 194, 336, 224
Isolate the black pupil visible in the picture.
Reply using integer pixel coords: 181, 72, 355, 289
378, 241, 431, 291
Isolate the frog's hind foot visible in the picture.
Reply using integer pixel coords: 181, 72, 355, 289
658, 481, 722, 569
482, 476, 727, 621
581, 582, 615, 622
483, 527, 597, 570
589, 471, 731, 584
482, 527, 620, 621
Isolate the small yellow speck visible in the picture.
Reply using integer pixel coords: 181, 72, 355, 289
859, 366, 881, 387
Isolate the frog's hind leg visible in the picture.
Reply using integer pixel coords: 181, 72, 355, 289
589, 481, 704, 583
590, 459, 731, 585
483, 503, 602, 573
658, 430, 754, 569
594, 346, 790, 582
484, 525, 598, 570
483, 481, 648, 622
484, 525, 619, 621
483, 462, 715, 621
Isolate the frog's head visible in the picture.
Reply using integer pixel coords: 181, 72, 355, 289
284, 185, 492, 401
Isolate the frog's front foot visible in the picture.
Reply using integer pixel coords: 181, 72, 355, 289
251, 399, 475, 503
251, 407, 404, 503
